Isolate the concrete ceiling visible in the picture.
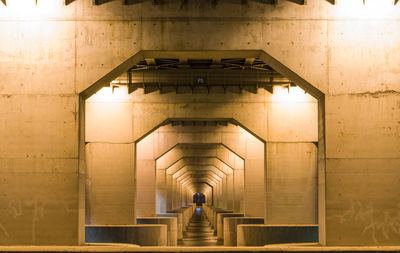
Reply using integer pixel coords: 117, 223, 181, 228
60, 0, 314, 7
119, 57, 291, 94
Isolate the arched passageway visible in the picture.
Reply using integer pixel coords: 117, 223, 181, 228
81, 50, 324, 247
193, 193, 205, 206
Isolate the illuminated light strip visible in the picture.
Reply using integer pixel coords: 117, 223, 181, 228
362, 0, 399, 5
326, 0, 399, 5
0, 0, 37, 6
1, 0, 398, 7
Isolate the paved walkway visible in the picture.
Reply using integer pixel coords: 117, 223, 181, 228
180, 207, 219, 246
1, 245, 400, 252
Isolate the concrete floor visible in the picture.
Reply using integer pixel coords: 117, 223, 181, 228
180, 208, 219, 247
1, 0, 400, 246
1, 245, 400, 252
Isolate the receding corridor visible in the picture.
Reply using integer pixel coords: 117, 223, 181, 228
83, 52, 321, 248
180, 207, 218, 247
2, 1, 400, 250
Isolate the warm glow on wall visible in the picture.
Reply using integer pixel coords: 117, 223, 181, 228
334, 0, 399, 19
1, 0, 63, 20
272, 85, 312, 103
239, 126, 254, 140
89, 85, 131, 103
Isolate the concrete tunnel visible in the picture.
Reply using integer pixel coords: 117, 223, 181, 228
82, 50, 321, 246
2, 0, 400, 250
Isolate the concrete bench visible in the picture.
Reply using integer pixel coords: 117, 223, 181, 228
136, 217, 178, 246
85, 225, 167, 246
156, 213, 183, 240
216, 213, 244, 240
223, 217, 264, 246
237, 224, 318, 246
203, 205, 212, 219
213, 209, 233, 232
203, 205, 220, 226
167, 207, 192, 231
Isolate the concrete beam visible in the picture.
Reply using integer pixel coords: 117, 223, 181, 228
166, 156, 236, 175
175, 168, 223, 183
173, 165, 225, 179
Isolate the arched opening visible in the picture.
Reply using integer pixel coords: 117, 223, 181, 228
79, 50, 325, 247
193, 193, 206, 206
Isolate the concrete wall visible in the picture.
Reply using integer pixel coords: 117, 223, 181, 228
164, 156, 241, 211
85, 143, 135, 225
266, 143, 318, 224
145, 124, 264, 216
86, 88, 317, 224
158, 144, 240, 212
0, 0, 399, 246
86, 87, 316, 224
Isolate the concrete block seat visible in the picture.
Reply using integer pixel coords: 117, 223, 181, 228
203, 205, 213, 219
156, 213, 183, 240
85, 225, 167, 246
136, 217, 178, 246
167, 209, 187, 231
223, 217, 264, 246
213, 209, 233, 232
168, 206, 194, 229
237, 224, 318, 246
205, 206, 219, 220
208, 206, 222, 225
216, 213, 244, 241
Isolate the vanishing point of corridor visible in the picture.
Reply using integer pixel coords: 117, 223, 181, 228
180, 207, 218, 247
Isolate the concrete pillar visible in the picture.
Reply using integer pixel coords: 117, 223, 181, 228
222, 177, 228, 209
156, 168, 167, 214
85, 143, 135, 225
266, 143, 318, 224
136, 134, 157, 217
243, 133, 265, 217
226, 173, 234, 211
233, 169, 244, 213
166, 174, 173, 211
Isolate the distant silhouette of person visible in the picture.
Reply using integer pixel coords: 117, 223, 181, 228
193, 193, 205, 206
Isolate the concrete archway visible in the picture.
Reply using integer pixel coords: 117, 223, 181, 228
80, 50, 325, 244
135, 121, 265, 218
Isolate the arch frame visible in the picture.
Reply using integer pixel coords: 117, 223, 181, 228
79, 49, 326, 245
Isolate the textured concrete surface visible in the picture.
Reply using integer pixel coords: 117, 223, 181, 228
2, 245, 400, 252
136, 217, 178, 246
156, 213, 183, 240
85, 225, 167, 246
266, 143, 318, 224
0, 0, 399, 246
223, 217, 265, 246
216, 213, 244, 241
237, 225, 318, 246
